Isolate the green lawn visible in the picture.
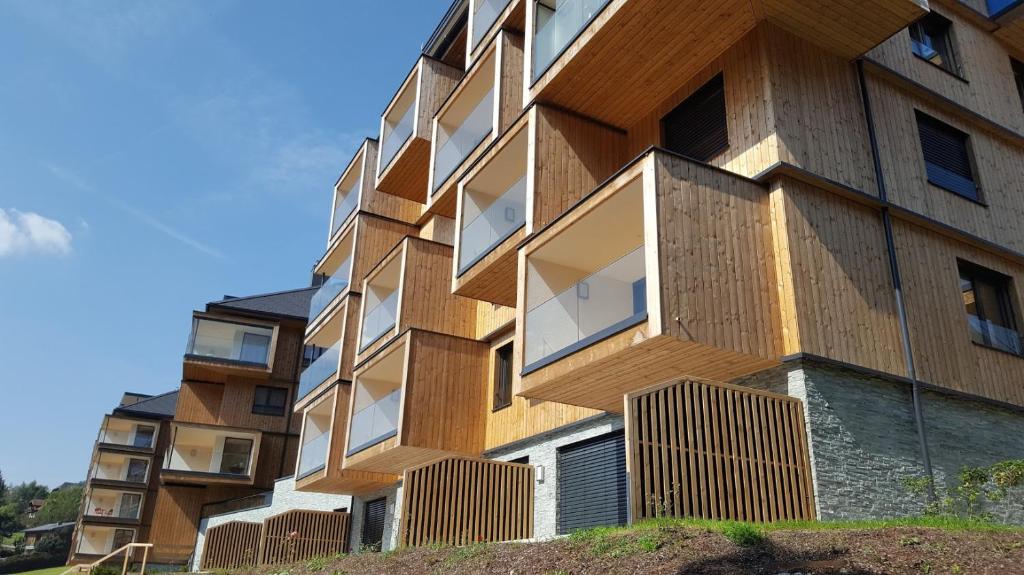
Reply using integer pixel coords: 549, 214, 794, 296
7, 566, 70, 575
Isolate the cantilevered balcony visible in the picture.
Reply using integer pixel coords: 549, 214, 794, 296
516, 149, 782, 412
330, 174, 360, 240
294, 382, 398, 495
470, 0, 514, 55
429, 30, 524, 217
354, 237, 479, 363
376, 56, 462, 203
308, 252, 352, 327
297, 339, 341, 403
183, 314, 278, 381
97, 416, 158, 453
453, 123, 528, 306
162, 423, 261, 485
90, 452, 151, 488
342, 330, 489, 475
74, 525, 136, 558
524, 0, 927, 128
82, 488, 143, 524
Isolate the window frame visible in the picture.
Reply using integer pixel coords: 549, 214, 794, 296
958, 260, 1023, 357
908, 12, 964, 79
660, 73, 729, 162
252, 385, 289, 417
1012, 58, 1024, 115
914, 110, 982, 204
492, 342, 514, 412
219, 437, 255, 475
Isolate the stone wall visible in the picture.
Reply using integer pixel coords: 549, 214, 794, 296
348, 484, 402, 552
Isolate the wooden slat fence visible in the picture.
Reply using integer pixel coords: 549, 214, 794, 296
626, 378, 816, 523
400, 457, 533, 547
200, 521, 261, 570
199, 511, 350, 570
259, 510, 351, 566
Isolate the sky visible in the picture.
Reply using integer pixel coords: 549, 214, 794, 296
0, 0, 452, 488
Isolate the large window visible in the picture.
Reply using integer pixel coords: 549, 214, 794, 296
910, 12, 960, 75
493, 343, 513, 411
915, 111, 979, 202
661, 74, 728, 162
219, 437, 254, 475
959, 261, 1022, 355
125, 459, 148, 483
252, 386, 289, 416
132, 425, 155, 449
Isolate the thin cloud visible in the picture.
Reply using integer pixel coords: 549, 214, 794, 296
44, 162, 224, 259
0, 208, 73, 257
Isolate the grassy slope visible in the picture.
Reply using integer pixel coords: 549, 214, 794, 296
8, 566, 69, 575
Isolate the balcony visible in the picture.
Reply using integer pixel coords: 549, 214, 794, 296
428, 30, 524, 218
354, 237, 479, 363
90, 452, 151, 487
162, 423, 261, 485
342, 330, 489, 475
83, 488, 144, 524
453, 124, 528, 306
97, 416, 158, 453
74, 525, 136, 558
376, 56, 462, 203
294, 384, 398, 495
516, 149, 782, 412
330, 175, 360, 240
470, 0, 515, 57
308, 256, 352, 326
524, 0, 927, 128
297, 339, 341, 403
183, 314, 278, 381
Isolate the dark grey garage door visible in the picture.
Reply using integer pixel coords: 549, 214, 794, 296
361, 497, 386, 551
557, 430, 628, 534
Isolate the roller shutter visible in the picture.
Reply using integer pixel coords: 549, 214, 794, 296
557, 430, 628, 534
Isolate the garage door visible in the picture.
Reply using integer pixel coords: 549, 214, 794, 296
557, 430, 628, 534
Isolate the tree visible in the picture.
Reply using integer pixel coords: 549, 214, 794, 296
34, 533, 69, 556
5, 482, 47, 512
0, 470, 7, 502
33, 486, 82, 526
0, 505, 21, 538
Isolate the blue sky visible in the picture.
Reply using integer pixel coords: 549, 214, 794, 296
0, 0, 451, 488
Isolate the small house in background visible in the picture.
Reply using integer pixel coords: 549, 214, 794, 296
26, 499, 45, 518
22, 522, 74, 551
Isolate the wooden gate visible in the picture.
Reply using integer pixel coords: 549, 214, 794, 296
400, 457, 533, 546
200, 521, 261, 570
259, 510, 351, 565
626, 378, 816, 522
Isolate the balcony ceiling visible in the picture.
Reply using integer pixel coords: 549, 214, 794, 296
532, 0, 929, 128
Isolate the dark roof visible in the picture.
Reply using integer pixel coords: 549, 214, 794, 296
22, 522, 74, 534
113, 389, 178, 419
206, 286, 317, 321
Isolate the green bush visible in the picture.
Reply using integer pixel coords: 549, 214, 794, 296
906, 459, 1024, 521
0, 552, 64, 574
720, 522, 766, 547
90, 564, 120, 575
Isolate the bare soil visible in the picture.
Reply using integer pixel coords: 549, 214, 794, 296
235, 526, 1024, 575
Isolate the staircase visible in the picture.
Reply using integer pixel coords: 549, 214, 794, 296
61, 543, 154, 575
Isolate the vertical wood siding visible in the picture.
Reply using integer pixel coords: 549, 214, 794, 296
200, 521, 262, 570
626, 378, 815, 522
399, 457, 533, 546
259, 510, 351, 565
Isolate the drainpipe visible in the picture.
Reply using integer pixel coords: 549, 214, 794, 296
855, 59, 935, 500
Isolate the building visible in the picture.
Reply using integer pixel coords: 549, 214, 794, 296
289, 0, 1024, 552
21, 522, 74, 551
69, 287, 321, 566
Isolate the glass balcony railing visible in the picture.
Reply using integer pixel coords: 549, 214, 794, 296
473, 0, 511, 48
360, 291, 399, 350
533, 0, 610, 80
381, 103, 416, 172
988, 0, 1021, 17
331, 184, 360, 238
968, 315, 1023, 355
297, 432, 330, 477
186, 318, 274, 366
433, 88, 495, 192
458, 175, 527, 272
347, 389, 401, 453
524, 245, 647, 368
297, 340, 341, 401
308, 258, 352, 322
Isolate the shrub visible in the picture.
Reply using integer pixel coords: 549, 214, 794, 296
35, 532, 70, 555
906, 459, 1024, 521
720, 522, 766, 547
0, 552, 64, 574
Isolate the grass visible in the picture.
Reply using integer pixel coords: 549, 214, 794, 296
8, 566, 70, 575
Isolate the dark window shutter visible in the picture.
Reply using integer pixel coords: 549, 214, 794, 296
557, 431, 627, 534
661, 74, 728, 161
916, 111, 978, 201
361, 498, 387, 551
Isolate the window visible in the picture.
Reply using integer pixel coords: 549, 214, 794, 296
909, 12, 959, 75
302, 344, 327, 369
125, 459, 148, 483
112, 529, 135, 550
219, 437, 254, 475
493, 343, 513, 411
959, 261, 1022, 355
253, 386, 289, 416
117, 493, 142, 519
239, 332, 272, 364
1013, 59, 1024, 114
915, 112, 979, 201
132, 425, 155, 449
661, 74, 728, 162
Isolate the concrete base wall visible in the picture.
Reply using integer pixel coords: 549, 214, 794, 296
736, 361, 1024, 523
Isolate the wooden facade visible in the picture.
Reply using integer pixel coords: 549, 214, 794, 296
199, 510, 351, 570
199, 521, 261, 570
625, 378, 815, 522
399, 457, 533, 546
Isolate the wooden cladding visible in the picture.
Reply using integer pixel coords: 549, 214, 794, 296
626, 378, 815, 523
200, 521, 261, 570
200, 511, 351, 571
399, 457, 533, 547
